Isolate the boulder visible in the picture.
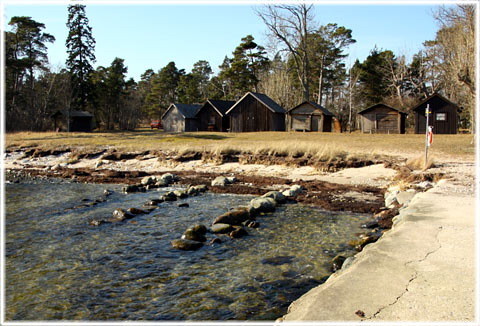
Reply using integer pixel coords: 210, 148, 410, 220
178, 203, 189, 208
122, 184, 139, 193
141, 176, 155, 185
230, 227, 248, 239
249, 197, 276, 213
211, 176, 229, 187
160, 173, 178, 184
162, 191, 177, 201
262, 191, 286, 204
193, 184, 208, 192
171, 239, 204, 251
173, 190, 188, 199
186, 186, 199, 196
211, 223, 234, 234
112, 208, 134, 221
182, 229, 207, 242
190, 224, 208, 235
332, 255, 347, 272
226, 176, 237, 184
282, 184, 304, 197
213, 208, 251, 225
210, 238, 222, 245
127, 207, 147, 215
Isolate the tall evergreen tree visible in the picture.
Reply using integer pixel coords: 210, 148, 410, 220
65, 4, 96, 112
6, 16, 55, 130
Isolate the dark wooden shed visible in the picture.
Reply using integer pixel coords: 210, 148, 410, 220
413, 93, 459, 134
358, 104, 406, 134
161, 103, 201, 133
286, 101, 334, 132
226, 92, 286, 132
51, 110, 93, 132
195, 99, 235, 132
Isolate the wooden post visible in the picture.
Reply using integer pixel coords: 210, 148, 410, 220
424, 104, 430, 169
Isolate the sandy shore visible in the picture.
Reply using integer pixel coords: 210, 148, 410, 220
3, 147, 477, 322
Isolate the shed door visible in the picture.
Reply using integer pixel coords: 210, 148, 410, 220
376, 114, 398, 133
311, 115, 321, 132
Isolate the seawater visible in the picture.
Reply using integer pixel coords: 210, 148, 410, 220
5, 180, 372, 321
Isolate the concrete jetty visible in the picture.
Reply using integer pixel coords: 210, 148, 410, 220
281, 178, 477, 322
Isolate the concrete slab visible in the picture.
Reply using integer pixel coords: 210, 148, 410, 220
281, 179, 476, 322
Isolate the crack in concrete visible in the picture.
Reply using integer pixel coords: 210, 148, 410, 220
366, 226, 443, 320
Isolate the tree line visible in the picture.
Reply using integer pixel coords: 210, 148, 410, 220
4, 4, 475, 132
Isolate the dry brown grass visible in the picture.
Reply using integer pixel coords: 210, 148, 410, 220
406, 155, 436, 171
4, 129, 475, 162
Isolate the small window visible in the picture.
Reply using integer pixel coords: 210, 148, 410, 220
436, 113, 447, 121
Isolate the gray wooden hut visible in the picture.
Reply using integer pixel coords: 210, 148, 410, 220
413, 93, 460, 134
225, 92, 286, 132
161, 103, 201, 133
51, 110, 93, 132
358, 104, 406, 134
286, 101, 334, 132
195, 99, 235, 132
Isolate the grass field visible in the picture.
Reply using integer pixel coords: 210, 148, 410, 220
4, 129, 476, 161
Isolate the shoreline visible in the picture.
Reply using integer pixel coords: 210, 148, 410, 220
3, 146, 476, 322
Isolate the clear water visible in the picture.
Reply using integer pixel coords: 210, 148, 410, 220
5, 180, 372, 321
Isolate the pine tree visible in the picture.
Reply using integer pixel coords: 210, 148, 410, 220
65, 4, 96, 112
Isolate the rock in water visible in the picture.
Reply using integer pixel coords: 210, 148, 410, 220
211, 223, 234, 234
190, 224, 208, 234
262, 191, 286, 204
127, 207, 147, 215
249, 197, 276, 213
331, 255, 346, 272
230, 227, 248, 239
213, 208, 250, 225
141, 176, 155, 185
171, 239, 203, 251
112, 208, 134, 221
182, 229, 207, 242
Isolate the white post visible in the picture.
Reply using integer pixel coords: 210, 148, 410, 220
424, 104, 430, 169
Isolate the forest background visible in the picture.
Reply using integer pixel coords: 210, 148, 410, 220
2, 3, 476, 133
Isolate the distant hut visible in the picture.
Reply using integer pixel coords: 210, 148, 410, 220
286, 101, 334, 132
195, 99, 235, 132
161, 103, 201, 133
358, 104, 406, 134
412, 93, 460, 134
226, 92, 286, 132
51, 110, 93, 132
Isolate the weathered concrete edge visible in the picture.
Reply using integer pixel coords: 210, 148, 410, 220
280, 179, 476, 322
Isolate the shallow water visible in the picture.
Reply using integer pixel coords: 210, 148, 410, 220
5, 180, 372, 320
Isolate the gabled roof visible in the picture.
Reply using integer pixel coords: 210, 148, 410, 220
51, 110, 93, 118
287, 101, 334, 116
358, 103, 407, 115
411, 93, 460, 112
161, 103, 201, 120
198, 99, 236, 117
225, 92, 286, 115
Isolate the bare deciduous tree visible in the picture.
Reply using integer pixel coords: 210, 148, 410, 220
255, 4, 317, 101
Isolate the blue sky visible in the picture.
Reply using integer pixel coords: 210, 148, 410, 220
3, 2, 444, 81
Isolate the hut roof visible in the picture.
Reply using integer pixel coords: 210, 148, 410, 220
200, 99, 236, 117
358, 103, 407, 115
51, 110, 93, 118
161, 103, 201, 119
287, 101, 334, 116
411, 93, 460, 112
226, 92, 286, 115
